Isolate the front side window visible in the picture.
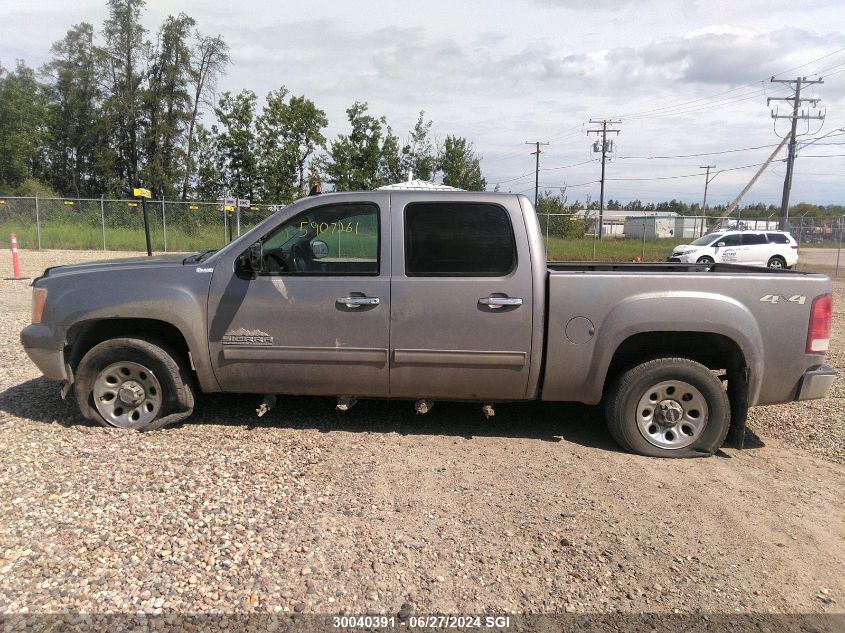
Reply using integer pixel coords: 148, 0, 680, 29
260, 203, 379, 275
692, 234, 721, 246
404, 202, 516, 276
715, 234, 741, 247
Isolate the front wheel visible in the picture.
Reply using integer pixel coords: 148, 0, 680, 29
604, 358, 730, 457
696, 256, 715, 265
75, 337, 194, 431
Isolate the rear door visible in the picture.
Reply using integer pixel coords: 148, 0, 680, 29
389, 194, 534, 401
207, 193, 391, 397
740, 232, 769, 265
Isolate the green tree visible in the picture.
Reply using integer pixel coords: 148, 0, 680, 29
400, 111, 435, 180
99, 0, 149, 192
0, 61, 48, 190
537, 189, 587, 238
42, 23, 107, 196
438, 135, 486, 190
215, 90, 259, 199
192, 122, 222, 199
141, 12, 195, 197
319, 101, 400, 191
182, 32, 228, 199
256, 87, 327, 202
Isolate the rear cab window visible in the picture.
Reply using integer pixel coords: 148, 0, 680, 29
404, 202, 516, 276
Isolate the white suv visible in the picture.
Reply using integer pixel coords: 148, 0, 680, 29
669, 230, 798, 268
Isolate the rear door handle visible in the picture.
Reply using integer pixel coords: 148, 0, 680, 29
337, 296, 380, 308
479, 296, 523, 308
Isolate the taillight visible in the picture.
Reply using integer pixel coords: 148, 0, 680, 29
806, 293, 832, 354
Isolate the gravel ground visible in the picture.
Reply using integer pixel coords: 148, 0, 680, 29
0, 249, 843, 618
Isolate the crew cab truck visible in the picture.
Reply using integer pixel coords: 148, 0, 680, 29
21, 191, 836, 457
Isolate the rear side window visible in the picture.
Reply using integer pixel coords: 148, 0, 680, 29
767, 233, 790, 244
405, 202, 516, 276
742, 233, 768, 245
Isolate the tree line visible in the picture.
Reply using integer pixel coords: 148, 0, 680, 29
0, 0, 486, 202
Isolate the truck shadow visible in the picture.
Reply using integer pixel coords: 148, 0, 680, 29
0, 377, 764, 453
192, 393, 622, 450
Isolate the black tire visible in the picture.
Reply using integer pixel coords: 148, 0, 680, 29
767, 256, 786, 269
696, 256, 715, 265
604, 357, 730, 458
74, 337, 194, 431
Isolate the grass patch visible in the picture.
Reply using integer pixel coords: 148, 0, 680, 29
546, 237, 677, 262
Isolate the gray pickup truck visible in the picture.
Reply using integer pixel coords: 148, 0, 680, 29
21, 191, 836, 457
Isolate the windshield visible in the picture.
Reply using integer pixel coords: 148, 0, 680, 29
691, 234, 721, 246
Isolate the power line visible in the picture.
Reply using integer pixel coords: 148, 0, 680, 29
539, 159, 595, 172
773, 47, 845, 77
618, 143, 780, 160
536, 161, 771, 189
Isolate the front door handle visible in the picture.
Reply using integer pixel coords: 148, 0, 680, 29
479, 296, 523, 309
337, 296, 380, 308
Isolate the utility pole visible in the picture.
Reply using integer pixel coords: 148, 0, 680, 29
587, 119, 621, 240
525, 141, 549, 208
769, 76, 824, 229
700, 165, 715, 216
699, 165, 715, 237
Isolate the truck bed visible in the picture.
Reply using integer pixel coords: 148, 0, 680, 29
540, 260, 831, 407
547, 261, 808, 274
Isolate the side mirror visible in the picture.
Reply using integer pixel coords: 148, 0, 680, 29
238, 241, 263, 275
716, 242, 725, 248
248, 241, 263, 272
311, 240, 329, 259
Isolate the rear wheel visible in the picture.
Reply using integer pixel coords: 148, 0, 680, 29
696, 256, 715, 265
767, 255, 786, 269
75, 337, 194, 431
604, 357, 730, 457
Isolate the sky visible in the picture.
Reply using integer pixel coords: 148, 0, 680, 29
2, 0, 845, 206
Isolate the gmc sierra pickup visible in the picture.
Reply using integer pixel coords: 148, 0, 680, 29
21, 191, 836, 457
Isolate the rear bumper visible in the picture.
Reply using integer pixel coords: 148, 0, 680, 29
796, 364, 837, 401
21, 324, 68, 381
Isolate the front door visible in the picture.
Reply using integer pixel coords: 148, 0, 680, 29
388, 194, 535, 401
713, 232, 743, 264
207, 194, 391, 397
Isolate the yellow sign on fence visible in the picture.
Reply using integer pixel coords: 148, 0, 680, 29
133, 187, 152, 199
189, 204, 199, 210
128, 202, 138, 207
63, 201, 74, 206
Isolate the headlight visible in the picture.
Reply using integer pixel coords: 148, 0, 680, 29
32, 287, 47, 324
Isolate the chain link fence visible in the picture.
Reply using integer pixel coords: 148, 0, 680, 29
0, 195, 280, 252
1, 195, 842, 273
536, 210, 844, 274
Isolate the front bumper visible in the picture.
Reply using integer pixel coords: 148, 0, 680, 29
796, 365, 837, 401
20, 324, 68, 381
667, 253, 695, 263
